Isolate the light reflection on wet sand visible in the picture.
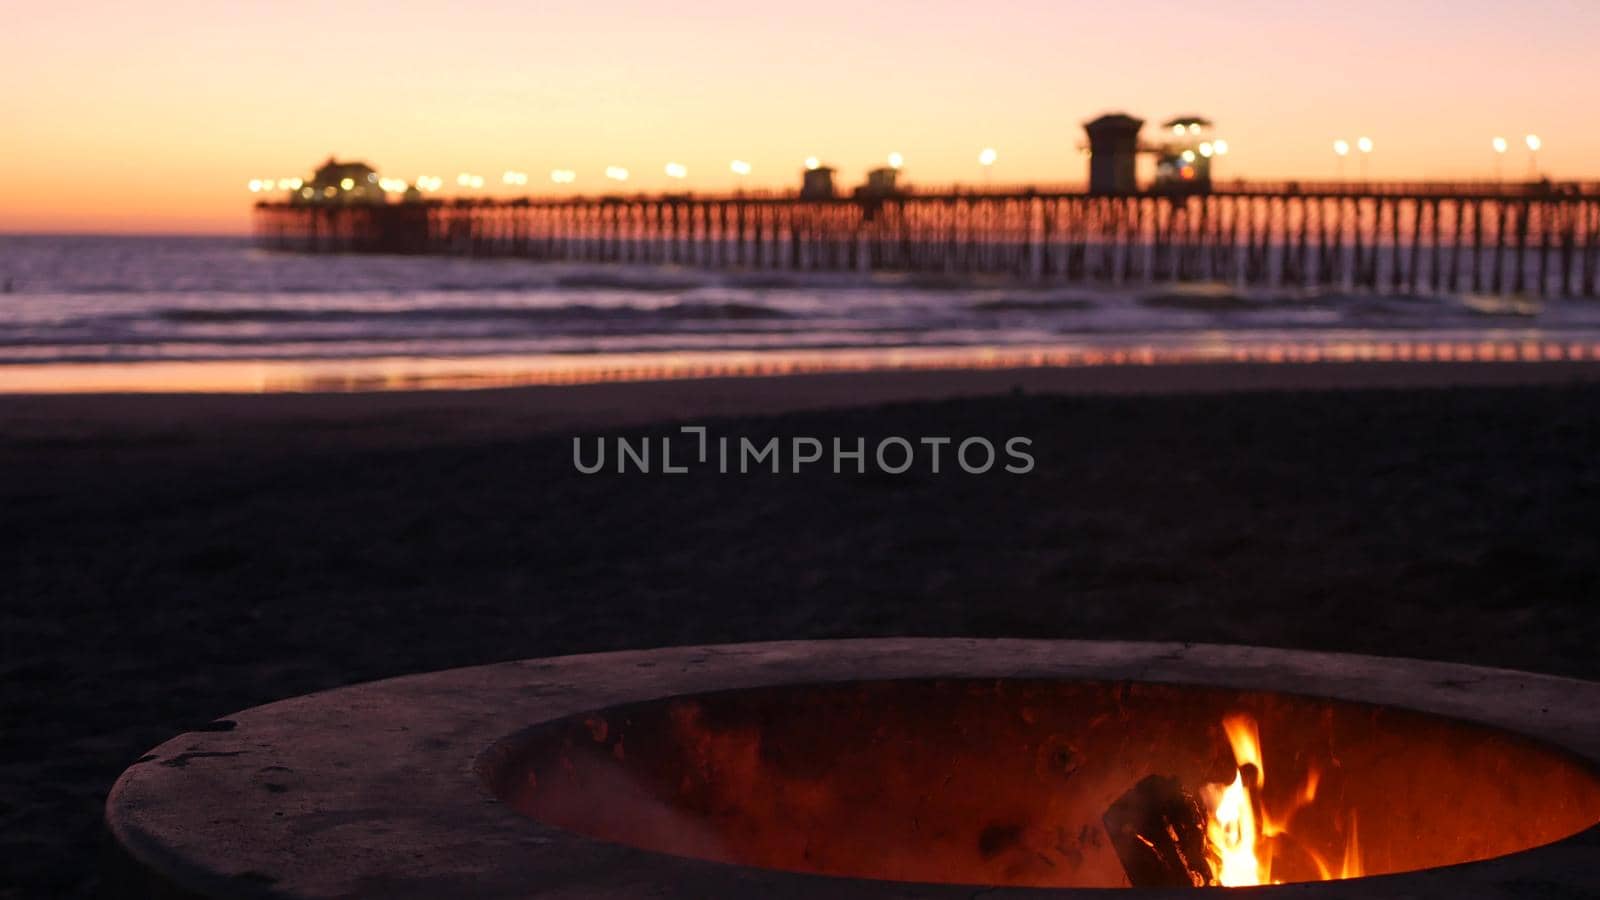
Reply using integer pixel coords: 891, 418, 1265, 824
2, 338, 1598, 394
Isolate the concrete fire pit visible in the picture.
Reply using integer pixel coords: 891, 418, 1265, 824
106, 640, 1600, 898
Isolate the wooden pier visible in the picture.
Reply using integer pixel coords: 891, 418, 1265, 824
254, 182, 1600, 297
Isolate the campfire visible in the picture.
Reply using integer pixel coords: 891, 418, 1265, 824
498, 678, 1600, 889
1103, 712, 1361, 887
1204, 713, 1362, 886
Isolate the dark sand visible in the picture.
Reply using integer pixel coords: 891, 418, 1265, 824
4, 362, 1600, 897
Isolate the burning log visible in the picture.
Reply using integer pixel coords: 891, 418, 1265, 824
1102, 774, 1214, 888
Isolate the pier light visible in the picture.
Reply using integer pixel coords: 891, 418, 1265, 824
1490, 136, 1510, 181
730, 159, 752, 176
1333, 139, 1350, 156
550, 169, 576, 184
299, 187, 314, 199
978, 147, 997, 166
1525, 134, 1542, 151
665, 162, 688, 179
416, 175, 443, 192
804, 156, 821, 170
502, 170, 529, 186
1198, 142, 1214, 158
605, 166, 629, 181
887, 151, 904, 169
1181, 149, 1196, 162
339, 177, 355, 191
1213, 139, 1229, 155
1187, 123, 1201, 135
1171, 123, 1185, 136
1354, 137, 1373, 179
247, 179, 261, 192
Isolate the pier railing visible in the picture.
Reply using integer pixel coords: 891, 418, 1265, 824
255, 182, 1600, 297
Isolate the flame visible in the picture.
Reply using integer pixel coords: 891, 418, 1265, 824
1202, 713, 1362, 886
1341, 813, 1361, 880
1204, 770, 1262, 886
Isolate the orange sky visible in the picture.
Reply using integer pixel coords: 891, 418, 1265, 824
2, 0, 1595, 234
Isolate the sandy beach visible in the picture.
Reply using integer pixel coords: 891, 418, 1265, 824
6, 360, 1600, 897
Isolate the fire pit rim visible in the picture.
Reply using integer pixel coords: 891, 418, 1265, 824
106, 639, 1600, 899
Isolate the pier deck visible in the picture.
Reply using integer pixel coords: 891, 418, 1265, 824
254, 182, 1600, 297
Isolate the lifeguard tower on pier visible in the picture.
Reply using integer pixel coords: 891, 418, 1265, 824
800, 165, 837, 200
855, 166, 903, 199
1084, 113, 1145, 194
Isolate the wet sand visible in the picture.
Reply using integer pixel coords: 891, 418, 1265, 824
6, 358, 1600, 450
4, 360, 1600, 897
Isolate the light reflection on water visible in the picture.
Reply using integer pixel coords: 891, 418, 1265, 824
3, 235, 1599, 393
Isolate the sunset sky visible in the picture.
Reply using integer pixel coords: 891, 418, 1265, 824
2, 0, 1595, 234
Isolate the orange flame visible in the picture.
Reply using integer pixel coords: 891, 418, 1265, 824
1204, 769, 1262, 886
1202, 713, 1362, 886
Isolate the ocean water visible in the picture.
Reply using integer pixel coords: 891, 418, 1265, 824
2, 234, 1599, 391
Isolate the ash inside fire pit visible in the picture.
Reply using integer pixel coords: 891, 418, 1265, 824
485, 679, 1600, 889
